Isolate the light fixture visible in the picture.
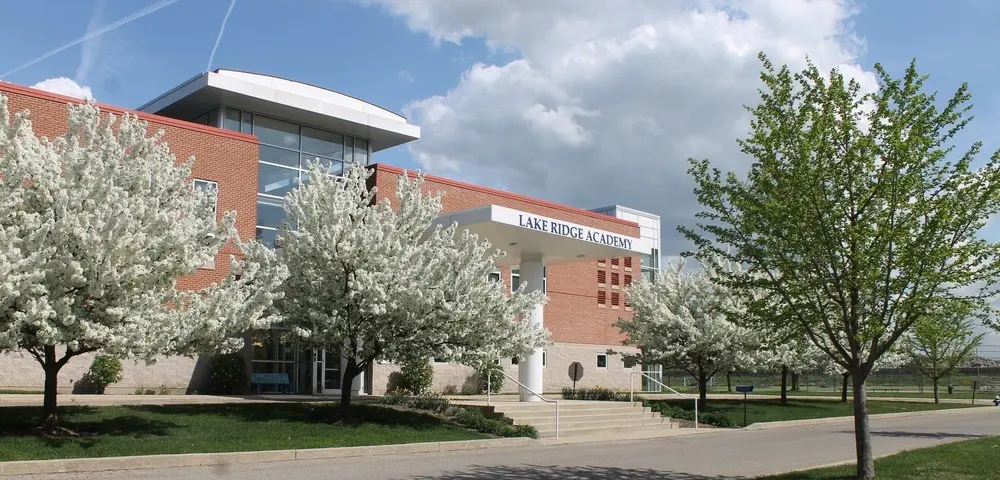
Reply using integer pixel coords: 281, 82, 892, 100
576, 254, 586, 258
509, 242, 518, 246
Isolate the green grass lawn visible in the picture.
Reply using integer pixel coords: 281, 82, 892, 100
748, 387, 986, 401
760, 435, 1000, 479
0, 403, 487, 461
647, 398, 973, 427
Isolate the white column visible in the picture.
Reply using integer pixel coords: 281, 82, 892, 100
518, 255, 545, 402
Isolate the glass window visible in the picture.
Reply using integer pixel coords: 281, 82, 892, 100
224, 108, 241, 132
260, 145, 300, 169
256, 197, 286, 229
302, 126, 344, 159
511, 269, 520, 292
256, 227, 278, 248
255, 115, 300, 149
355, 139, 369, 165
597, 354, 608, 369
192, 114, 208, 126
193, 180, 218, 216
241, 111, 253, 134
488, 272, 500, 283
258, 164, 299, 197
300, 154, 344, 177
344, 136, 354, 163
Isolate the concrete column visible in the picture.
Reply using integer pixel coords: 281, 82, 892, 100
517, 255, 545, 402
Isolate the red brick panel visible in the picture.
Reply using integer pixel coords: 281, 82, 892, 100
0, 82, 259, 292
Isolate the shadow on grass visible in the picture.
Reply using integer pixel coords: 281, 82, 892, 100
129, 403, 451, 430
0, 406, 177, 450
409, 464, 748, 479
869, 430, 988, 440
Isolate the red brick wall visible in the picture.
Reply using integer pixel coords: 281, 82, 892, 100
0, 82, 259, 291
370, 164, 641, 346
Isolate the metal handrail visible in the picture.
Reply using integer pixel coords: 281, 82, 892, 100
630, 370, 699, 429
487, 369, 560, 439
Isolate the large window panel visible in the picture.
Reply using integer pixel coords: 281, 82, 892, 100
344, 136, 354, 163
256, 227, 278, 248
301, 154, 344, 177
258, 164, 299, 197
256, 197, 286, 229
260, 145, 300, 168
355, 139, 369, 165
223, 108, 241, 132
241, 111, 253, 134
301, 126, 344, 159
255, 115, 300, 149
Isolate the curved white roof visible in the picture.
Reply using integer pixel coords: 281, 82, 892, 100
138, 69, 420, 152
215, 69, 408, 124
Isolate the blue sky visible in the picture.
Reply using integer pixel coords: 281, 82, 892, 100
2, 0, 999, 355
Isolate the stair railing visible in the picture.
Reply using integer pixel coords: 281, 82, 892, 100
630, 370, 698, 429
487, 369, 560, 439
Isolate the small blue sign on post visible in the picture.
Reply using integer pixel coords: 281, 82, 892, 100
736, 385, 754, 427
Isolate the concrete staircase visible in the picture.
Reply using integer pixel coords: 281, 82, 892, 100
487, 400, 679, 438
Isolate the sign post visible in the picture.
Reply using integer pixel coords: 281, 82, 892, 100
568, 362, 584, 391
972, 380, 978, 405
736, 385, 754, 427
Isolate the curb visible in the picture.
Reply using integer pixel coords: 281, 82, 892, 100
745, 405, 995, 430
0, 437, 536, 476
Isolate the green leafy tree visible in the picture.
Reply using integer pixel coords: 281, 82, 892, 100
681, 53, 1000, 480
904, 309, 984, 404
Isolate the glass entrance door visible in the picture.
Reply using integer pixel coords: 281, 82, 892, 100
321, 349, 342, 393
310, 349, 367, 395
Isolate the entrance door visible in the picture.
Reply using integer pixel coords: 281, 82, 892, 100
311, 349, 367, 395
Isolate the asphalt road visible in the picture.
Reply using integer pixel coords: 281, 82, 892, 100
14, 409, 1000, 480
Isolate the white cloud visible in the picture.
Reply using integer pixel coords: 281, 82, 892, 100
399, 69, 415, 83
369, 0, 878, 255
31, 77, 94, 99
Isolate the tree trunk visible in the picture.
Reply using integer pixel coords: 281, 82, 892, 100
698, 369, 709, 405
851, 373, 875, 480
932, 378, 939, 404
338, 358, 360, 421
726, 372, 732, 393
791, 372, 801, 391
841, 373, 850, 403
42, 346, 61, 432
780, 365, 789, 405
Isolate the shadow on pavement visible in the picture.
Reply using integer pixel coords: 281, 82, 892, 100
869, 430, 988, 440
406, 464, 747, 479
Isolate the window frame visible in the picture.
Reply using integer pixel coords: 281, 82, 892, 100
597, 354, 608, 369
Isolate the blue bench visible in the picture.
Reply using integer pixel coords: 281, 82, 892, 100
251, 372, 291, 395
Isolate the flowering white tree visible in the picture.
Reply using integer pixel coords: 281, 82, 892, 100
0, 96, 288, 432
615, 257, 758, 403
278, 163, 548, 413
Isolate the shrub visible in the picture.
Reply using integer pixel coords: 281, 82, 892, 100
477, 362, 504, 394
210, 353, 249, 395
646, 401, 739, 428
441, 384, 459, 395
374, 393, 538, 439
561, 386, 631, 402
396, 359, 434, 395
75, 355, 124, 394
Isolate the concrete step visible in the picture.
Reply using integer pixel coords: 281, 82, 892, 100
535, 421, 679, 438
490, 403, 646, 415
511, 411, 659, 423
518, 416, 672, 430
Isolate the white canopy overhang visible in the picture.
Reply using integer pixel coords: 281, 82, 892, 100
433, 205, 648, 267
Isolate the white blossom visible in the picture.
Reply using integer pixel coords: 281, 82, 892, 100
0, 95, 287, 427
616, 256, 759, 400
278, 162, 548, 404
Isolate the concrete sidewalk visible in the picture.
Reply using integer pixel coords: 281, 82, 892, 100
0, 394, 344, 407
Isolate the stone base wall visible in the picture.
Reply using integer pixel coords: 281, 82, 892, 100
0, 349, 211, 395
369, 342, 641, 396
